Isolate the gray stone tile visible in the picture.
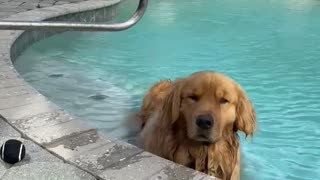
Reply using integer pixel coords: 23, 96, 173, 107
19, 3, 42, 10
38, 3, 55, 8
99, 151, 174, 180
0, 12, 16, 19
0, 161, 10, 179
0, 7, 22, 13
23, 119, 93, 145
0, 93, 45, 110
0, 118, 20, 137
0, 0, 12, 3
0, 45, 13, 54
0, 70, 20, 81
147, 165, 216, 180
0, 65, 15, 73
202, 176, 220, 180
0, 56, 11, 64
41, 0, 56, 4
69, 140, 143, 174
0, 45, 11, 53
0, 58, 9, 65
0, 100, 58, 121
0, 31, 17, 40
4, 10, 51, 21
0, 2, 24, 6
0, 5, 20, 10
68, 0, 86, 2
54, 1, 70, 5
1, 162, 96, 180
0, 85, 36, 99
11, 110, 74, 131
0, 78, 26, 88
46, 129, 112, 160
0, 31, 22, 45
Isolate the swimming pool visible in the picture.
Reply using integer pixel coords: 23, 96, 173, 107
14, 0, 320, 179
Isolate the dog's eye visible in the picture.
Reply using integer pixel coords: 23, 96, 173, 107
219, 98, 229, 104
188, 95, 198, 101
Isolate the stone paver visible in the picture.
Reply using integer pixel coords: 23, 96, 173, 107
148, 165, 218, 180
99, 152, 178, 180
46, 129, 113, 160
0, 100, 59, 121
68, 140, 143, 175
0, 0, 97, 20
2, 162, 96, 180
0, 12, 16, 18
22, 119, 93, 145
0, 163, 7, 179
0, 118, 20, 137
99, 151, 216, 180
0, 77, 26, 88
0, 93, 46, 110
0, 85, 36, 99
10, 110, 74, 131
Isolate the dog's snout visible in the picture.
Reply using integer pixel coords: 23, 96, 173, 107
196, 114, 213, 129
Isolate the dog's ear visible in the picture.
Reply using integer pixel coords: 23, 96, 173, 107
234, 85, 257, 137
161, 78, 185, 126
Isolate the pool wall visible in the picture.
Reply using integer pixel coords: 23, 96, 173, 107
0, 0, 216, 179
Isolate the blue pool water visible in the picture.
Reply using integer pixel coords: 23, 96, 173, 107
14, 0, 320, 179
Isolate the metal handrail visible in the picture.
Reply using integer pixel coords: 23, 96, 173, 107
0, 0, 148, 32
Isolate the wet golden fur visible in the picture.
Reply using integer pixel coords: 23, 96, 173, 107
137, 71, 257, 180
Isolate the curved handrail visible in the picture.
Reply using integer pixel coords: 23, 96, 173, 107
0, 0, 148, 32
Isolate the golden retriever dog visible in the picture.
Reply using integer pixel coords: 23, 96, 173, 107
136, 71, 257, 180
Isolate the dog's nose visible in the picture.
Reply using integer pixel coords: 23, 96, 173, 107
196, 115, 213, 129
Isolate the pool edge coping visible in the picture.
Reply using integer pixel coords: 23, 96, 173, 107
0, 1, 217, 179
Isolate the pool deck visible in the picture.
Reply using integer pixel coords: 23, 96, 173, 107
0, 0, 217, 179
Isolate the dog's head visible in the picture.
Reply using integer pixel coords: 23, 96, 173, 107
161, 71, 257, 143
